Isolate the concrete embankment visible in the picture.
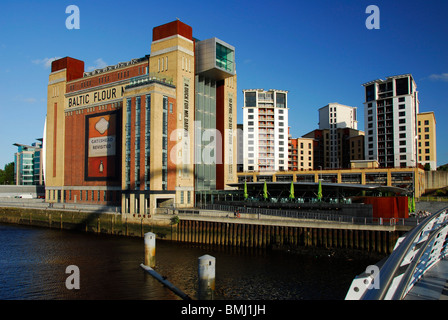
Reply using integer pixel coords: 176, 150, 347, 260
0, 207, 174, 239
0, 205, 412, 256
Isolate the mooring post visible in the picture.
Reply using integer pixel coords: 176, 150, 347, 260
144, 232, 156, 268
198, 254, 215, 300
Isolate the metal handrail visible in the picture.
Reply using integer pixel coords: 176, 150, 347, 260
353, 206, 448, 300
392, 222, 448, 300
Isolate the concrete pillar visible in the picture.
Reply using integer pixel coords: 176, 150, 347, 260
198, 255, 216, 300
144, 232, 156, 268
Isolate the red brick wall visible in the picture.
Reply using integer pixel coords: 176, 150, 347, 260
66, 63, 147, 93
51, 57, 84, 81
152, 20, 193, 42
64, 104, 122, 205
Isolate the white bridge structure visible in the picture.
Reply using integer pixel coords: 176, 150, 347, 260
346, 206, 448, 300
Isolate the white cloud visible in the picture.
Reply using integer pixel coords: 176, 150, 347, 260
428, 73, 448, 82
32, 57, 61, 69
87, 58, 108, 71
23, 98, 37, 103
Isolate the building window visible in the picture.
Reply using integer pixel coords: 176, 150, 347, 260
125, 98, 132, 189
145, 94, 151, 190
135, 96, 141, 190
424, 120, 429, 125
162, 97, 168, 191
245, 92, 256, 107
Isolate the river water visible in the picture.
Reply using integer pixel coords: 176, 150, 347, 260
0, 222, 380, 300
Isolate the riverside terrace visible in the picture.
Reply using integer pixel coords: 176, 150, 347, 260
194, 181, 410, 221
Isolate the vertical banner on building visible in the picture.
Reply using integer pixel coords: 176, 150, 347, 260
85, 111, 119, 180
227, 93, 234, 179
182, 77, 190, 177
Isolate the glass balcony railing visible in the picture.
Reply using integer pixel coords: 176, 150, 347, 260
128, 73, 174, 87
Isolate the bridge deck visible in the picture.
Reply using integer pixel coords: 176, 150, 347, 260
404, 258, 448, 300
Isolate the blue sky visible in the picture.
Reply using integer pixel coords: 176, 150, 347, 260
0, 0, 447, 169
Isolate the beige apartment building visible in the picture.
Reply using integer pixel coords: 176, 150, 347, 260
288, 136, 314, 171
417, 112, 437, 170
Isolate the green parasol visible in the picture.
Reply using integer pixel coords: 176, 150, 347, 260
317, 179, 322, 201
289, 181, 295, 200
263, 181, 268, 200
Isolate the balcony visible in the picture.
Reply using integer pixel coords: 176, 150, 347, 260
127, 73, 174, 88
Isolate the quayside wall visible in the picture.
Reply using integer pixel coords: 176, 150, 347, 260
175, 217, 409, 255
0, 207, 411, 255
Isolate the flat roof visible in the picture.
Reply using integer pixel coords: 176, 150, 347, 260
229, 181, 409, 194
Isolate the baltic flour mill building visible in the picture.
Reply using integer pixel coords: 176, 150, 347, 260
44, 20, 237, 216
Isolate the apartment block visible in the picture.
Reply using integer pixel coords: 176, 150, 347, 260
317, 102, 359, 168
288, 136, 314, 171
242, 89, 289, 172
363, 74, 419, 168
303, 128, 364, 169
417, 111, 437, 170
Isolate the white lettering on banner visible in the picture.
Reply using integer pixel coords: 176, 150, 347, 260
89, 136, 116, 157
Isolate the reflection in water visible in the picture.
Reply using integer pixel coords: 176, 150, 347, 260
0, 223, 379, 300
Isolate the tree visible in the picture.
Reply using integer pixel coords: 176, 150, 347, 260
424, 163, 431, 171
0, 162, 15, 185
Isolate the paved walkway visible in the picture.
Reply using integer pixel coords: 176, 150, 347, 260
404, 258, 448, 300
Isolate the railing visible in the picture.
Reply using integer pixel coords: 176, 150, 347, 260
172, 203, 422, 227
127, 73, 174, 87
345, 206, 448, 300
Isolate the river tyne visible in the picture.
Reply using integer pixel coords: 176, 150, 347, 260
0, 222, 381, 301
